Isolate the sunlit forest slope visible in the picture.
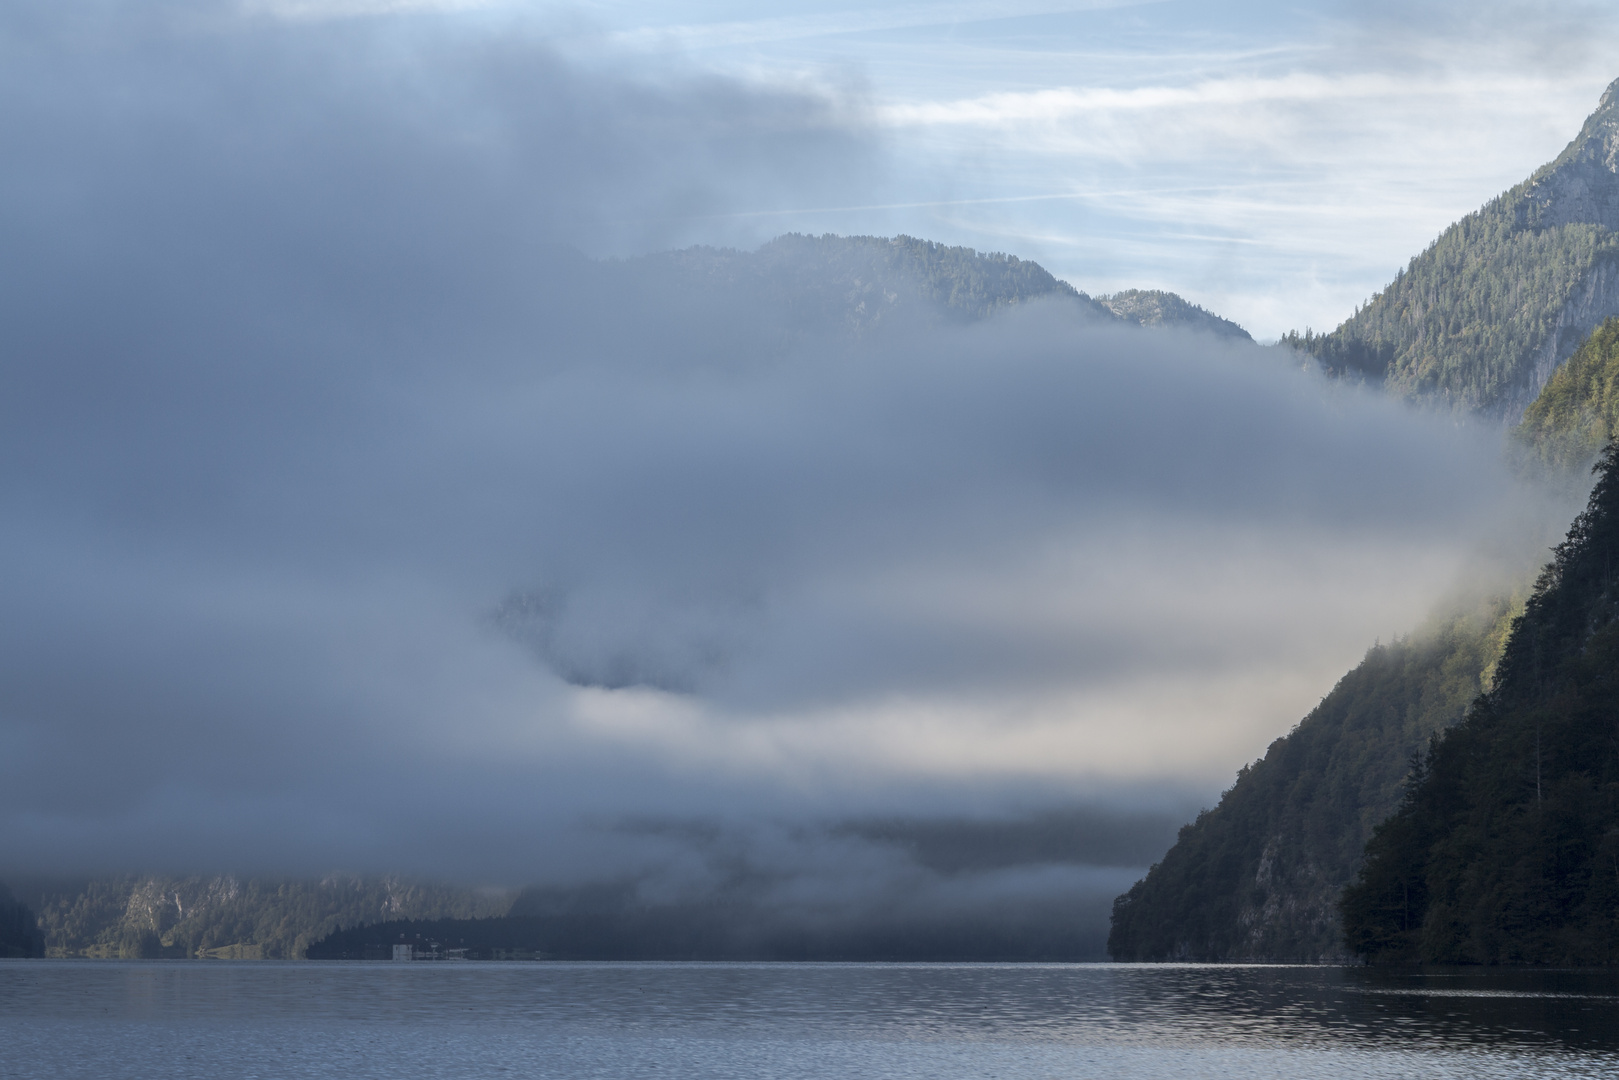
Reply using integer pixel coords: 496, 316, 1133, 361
1107, 601, 1518, 961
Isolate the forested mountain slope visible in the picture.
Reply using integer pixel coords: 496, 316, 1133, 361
1513, 315, 1619, 471
1288, 78, 1619, 420
1342, 442, 1619, 964
1107, 600, 1517, 961
13, 875, 513, 959
630, 234, 1250, 340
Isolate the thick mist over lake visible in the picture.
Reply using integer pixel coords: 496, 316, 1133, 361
0, 2, 1569, 953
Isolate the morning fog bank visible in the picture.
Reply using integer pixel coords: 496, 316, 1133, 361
0, 2, 1567, 954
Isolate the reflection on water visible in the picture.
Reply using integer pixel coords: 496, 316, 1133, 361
2, 961, 1616, 1079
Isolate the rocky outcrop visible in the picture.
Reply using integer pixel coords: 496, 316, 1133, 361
1519, 78, 1619, 232
1518, 256, 1619, 417
1098, 289, 1253, 341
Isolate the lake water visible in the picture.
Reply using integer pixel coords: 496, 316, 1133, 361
3, 961, 1617, 1079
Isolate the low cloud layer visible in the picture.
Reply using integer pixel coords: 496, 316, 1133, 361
0, 4, 1566, 952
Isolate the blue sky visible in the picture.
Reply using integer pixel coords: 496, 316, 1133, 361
282, 0, 1619, 339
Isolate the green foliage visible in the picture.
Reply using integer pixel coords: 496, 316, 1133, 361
1513, 316, 1619, 471
19, 875, 513, 960
1284, 215, 1619, 413
1342, 441, 1619, 963
1108, 598, 1516, 961
1283, 84, 1619, 417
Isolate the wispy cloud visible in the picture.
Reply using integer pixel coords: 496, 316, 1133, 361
596, 1, 1156, 54
242, 0, 492, 18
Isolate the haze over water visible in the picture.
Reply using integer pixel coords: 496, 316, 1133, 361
4, 962, 1617, 1079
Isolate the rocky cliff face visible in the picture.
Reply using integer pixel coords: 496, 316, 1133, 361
1522, 257, 1619, 410
1520, 80, 1619, 232
1504, 79, 1619, 415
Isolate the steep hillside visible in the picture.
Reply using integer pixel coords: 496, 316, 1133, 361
1513, 315, 1619, 471
15, 875, 513, 959
1288, 78, 1619, 420
1342, 442, 1619, 963
1108, 598, 1517, 961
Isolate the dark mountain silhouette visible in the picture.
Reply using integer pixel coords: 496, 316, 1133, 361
629, 233, 1250, 340
0, 882, 43, 958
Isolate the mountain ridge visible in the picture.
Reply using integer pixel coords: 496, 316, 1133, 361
1289, 77, 1619, 420
629, 233, 1253, 341
8, 874, 513, 959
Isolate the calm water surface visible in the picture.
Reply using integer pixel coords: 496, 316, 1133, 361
3, 961, 1617, 1079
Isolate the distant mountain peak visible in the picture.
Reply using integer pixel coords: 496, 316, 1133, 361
1098, 289, 1252, 341
625, 233, 1251, 344
1520, 79, 1619, 231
